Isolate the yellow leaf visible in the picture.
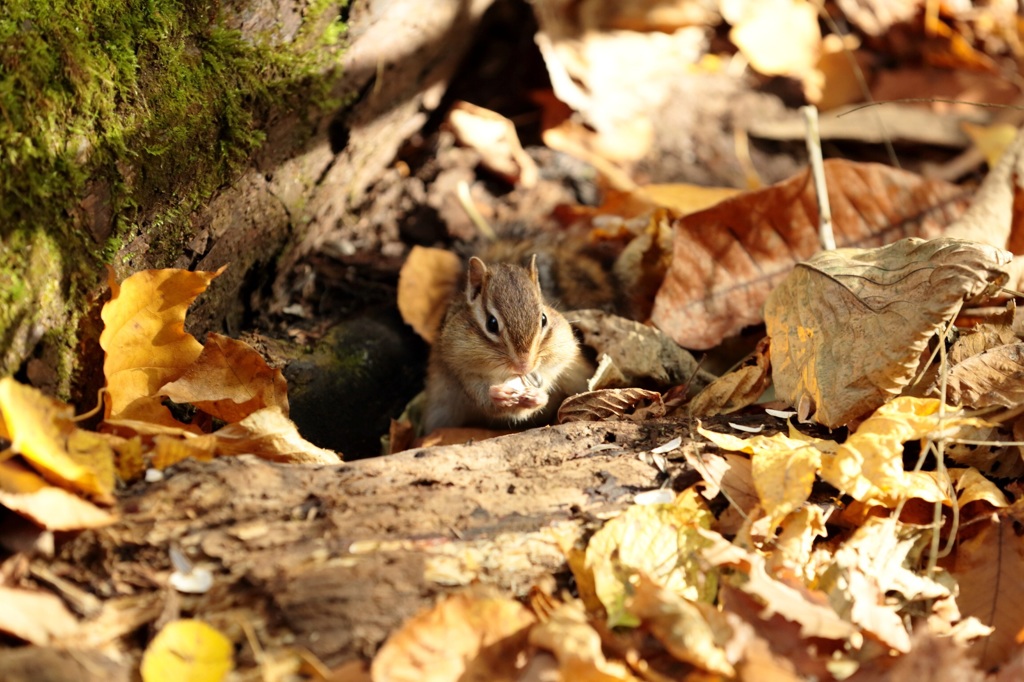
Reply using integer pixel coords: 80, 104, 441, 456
950, 466, 1008, 509
637, 183, 741, 215
160, 333, 289, 423
153, 434, 218, 469
140, 619, 233, 682
100, 267, 225, 419
0, 460, 116, 530
585, 488, 716, 627
697, 423, 834, 529
820, 397, 975, 505
371, 591, 535, 682
962, 122, 1020, 170
0, 377, 115, 503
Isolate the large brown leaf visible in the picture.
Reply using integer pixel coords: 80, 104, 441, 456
765, 238, 1009, 427
652, 160, 970, 350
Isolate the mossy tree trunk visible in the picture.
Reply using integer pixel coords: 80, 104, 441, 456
0, 0, 494, 402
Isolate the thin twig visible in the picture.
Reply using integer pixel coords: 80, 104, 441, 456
801, 105, 836, 251
456, 180, 497, 241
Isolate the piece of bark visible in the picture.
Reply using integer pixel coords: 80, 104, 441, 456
46, 419, 686, 673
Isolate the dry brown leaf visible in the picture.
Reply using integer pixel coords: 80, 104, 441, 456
570, 310, 712, 391
652, 160, 970, 350
818, 518, 949, 654
949, 326, 1019, 364
720, 585, 839, 681
0, 377, 115, 503
766, 238, 1010, 427
628, 574, 735, 676
557, 388, 665, 423
371, 590, 535, 682
529, 600, 642, 682
0, 586, 79, 645
160, 333, 289, 422
612, 209, 674, 320
951, 509, 1024, 670
701, 533, 862, 645
943, 342, 1024, 408
213, 407, 341, 464
688, 337, 770, 417
0, 460, 116, 530
448, 101, 538, 187
397, 246, 462, 344
100, 266, 226, 419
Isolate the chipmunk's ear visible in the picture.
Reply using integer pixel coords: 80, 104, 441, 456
467, 257, 487, 301
528, 254, 539, 286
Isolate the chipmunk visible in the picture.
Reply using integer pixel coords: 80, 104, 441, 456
423, 255, 592, 432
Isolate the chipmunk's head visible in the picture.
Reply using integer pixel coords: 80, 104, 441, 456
465, 255, 551, 378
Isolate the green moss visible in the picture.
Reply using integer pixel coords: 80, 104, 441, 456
0, 0, 348, 384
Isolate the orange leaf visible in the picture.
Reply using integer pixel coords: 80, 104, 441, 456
160, 333, 289, 422
397, 247, 462, 344
652, 160, 969, 350
100, 267, 225, 419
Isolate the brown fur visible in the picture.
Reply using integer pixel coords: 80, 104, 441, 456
424, 256, 589, 432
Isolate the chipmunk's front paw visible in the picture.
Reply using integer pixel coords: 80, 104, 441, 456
489, 376, 548, 411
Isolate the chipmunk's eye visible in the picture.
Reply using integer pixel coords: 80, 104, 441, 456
541, 313, 548, 328
486, 314, 499, 335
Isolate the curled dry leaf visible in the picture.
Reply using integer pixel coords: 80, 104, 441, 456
944, 127, 1024, 285
570, 309, 713, 392
100, 267, 226, 420
628, 573, 735, 677
371, 590, 535, 682
766, 238, 1010, 427
397, 246, 462, 344
653, 160, 969, 350
943, 342, 1024, 408
557, 388, 664, 424
448, 101, 538, 187
688, 337, 771, 417
529, 600, 641, 682
213, 407, 341, 464
160, 333, 289, 422
0, 460, 116, 530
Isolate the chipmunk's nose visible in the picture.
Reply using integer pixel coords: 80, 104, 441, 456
512, 354, 534, 375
